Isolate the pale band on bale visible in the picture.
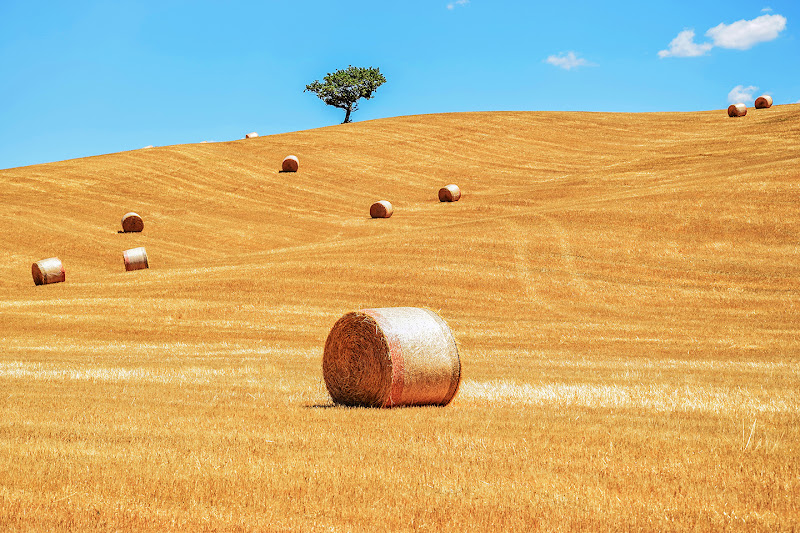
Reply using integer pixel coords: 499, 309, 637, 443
438, 184, 462, 202
728, 103, 747, 117
32, 257, 65, 286
370, 200, 393, 219
323, 307, 461, 407
123, 247, 149, 272
245, 132, 258, 139
282, 155, 299, 172
121, 212, 144, 233
755, 95, 773, 109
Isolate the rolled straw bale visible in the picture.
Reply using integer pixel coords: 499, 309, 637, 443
121, 212, 144, 233
728, 103, 747, 117
31, 257, 65, 286
123, 247, 149, 272
245, 132, 258, 139
755, 95, 773, 109
282, 155, 299, 172
370, 200, 393, 219
323, 307, 461, 407
438, 184, 462, 202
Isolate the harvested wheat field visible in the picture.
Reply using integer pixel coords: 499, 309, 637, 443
1, 107, 799, 531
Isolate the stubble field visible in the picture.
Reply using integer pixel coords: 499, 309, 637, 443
1, 106, 799, 531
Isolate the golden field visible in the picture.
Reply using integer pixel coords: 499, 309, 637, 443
1, 106, 799, 531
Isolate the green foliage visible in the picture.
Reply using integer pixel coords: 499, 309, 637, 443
305, 66, 386, 123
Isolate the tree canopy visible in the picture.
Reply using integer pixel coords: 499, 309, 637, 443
305, 66, 386, 124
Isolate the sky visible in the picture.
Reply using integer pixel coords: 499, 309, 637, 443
1, 0, 798, 169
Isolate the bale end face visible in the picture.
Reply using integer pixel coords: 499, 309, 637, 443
438, 184, 462, 202
728, 103, 747, 117
121, 212, 144, 233
32, 257, 65, 286
123, 247, 149, 272
282, 155, 299, 172
323, 307, 461, 408
370, 200, 393, 219
755, 95, 773, 109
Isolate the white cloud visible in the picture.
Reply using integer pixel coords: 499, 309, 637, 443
545, 51, 594, 70
761, 7, 773, 13
447, 0, 469, 9
706, 14, 786, 50
658, 29, 713, 58
728, 85, 759, 104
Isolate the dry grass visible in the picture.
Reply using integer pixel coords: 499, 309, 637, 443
1, 107, 799, 531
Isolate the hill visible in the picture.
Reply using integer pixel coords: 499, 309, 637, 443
1, 107, 798, 530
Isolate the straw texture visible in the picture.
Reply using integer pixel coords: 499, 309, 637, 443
121, 212, 144, 233
323, 307, 461, 407
438, 184, 462, 202
370, 200, 393, 219
123, 247, 149, 272
728, 104, 747, 117
755, 95, 773, 109
245, 132, 258, 139
31, 257, 65, 286
282, 155, 299, 172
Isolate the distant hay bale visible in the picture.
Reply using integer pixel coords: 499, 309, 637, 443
123, 247, 149, 272
755, 95, 773, 109
438, 184, 462, 202
32, 257, 65, 286
121, 212, 144, 233
282, 155, 299, 172
323, 307, 461, 407
142, 145, 154, 149
245, 132, 258, 139
728, 103, 747, 117
370, 200, 393, 219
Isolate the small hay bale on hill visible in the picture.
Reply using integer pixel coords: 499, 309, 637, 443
282, 155, 299, 172
32, 257, 65, 286
370, 200, 393, 219
323, 307, 461, 407
755, 95, 773, 109
438, 184, 462, 202
121, 212, 144, 233
728, 103, 747, 117
123, 247, 149, 272
245, 132, 258, 139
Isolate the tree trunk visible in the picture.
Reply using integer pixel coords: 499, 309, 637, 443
343, 107, 352, 124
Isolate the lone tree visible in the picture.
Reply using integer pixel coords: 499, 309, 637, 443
305, 66, 386, 124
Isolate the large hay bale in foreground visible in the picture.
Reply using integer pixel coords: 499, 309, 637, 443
245, 132, 258, 139
728, 103, 747, 117
755, 95, 773, 109
121, 212, 144, 233
438, 184, 462, 202
370, 200, 393, 219
32, 257, 65, 286
123, 247, 149, 272
282, 155, 299, 172
323, 307, 461, 407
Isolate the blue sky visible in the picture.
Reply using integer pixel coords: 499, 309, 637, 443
2, 0, 797, 169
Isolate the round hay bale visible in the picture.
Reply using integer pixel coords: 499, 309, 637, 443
438, 184, 462, 202
370, 200, 393, 219
755, 95, 773, 109
123, 247, 149, 272
728, 103, 747, 117
282, 155, 299, 172
323, 307, 461, 407
31, 257, 65, 286
245, 132, 258, 139
121, 212, 144, 233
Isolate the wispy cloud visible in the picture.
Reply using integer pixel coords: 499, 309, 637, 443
658, 29, 713, 58
659, 13, 786, 58
761, 7, 773, 13
545, 51, 594, 70
447, 0, 469, 9
728, 85, 759, 104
